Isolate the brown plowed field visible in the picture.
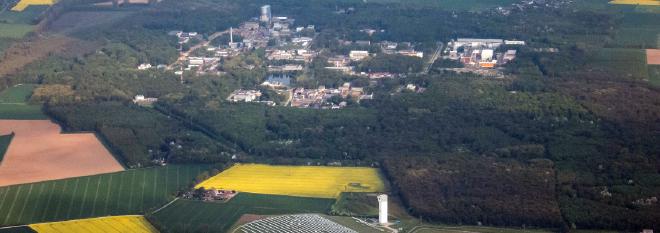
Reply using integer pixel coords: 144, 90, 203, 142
0, 120, 124, 186
648, 49, 660, 65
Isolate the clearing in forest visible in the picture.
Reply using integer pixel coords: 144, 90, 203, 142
0, 120, 124, 186
11, 0, 55, 12
647, 49, 660, 65
195, 164, 386, 198
28, 215, 158, 233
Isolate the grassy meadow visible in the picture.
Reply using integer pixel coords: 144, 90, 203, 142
0, 84, 47, 119
29, 215, 158, 233
587, 48, 650, 80
0, 24, 34, 39
149, 193, 335, 233
0, 164, 211, 227
195, 164, 387, 198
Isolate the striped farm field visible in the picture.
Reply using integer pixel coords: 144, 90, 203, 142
29, 215, 158, 233
0, 164, 211, 227
195, 164, 387, 198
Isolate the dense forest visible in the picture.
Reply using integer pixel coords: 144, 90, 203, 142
0, 0, 658, 231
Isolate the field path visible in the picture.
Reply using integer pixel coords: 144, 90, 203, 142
0, 120, 124, 186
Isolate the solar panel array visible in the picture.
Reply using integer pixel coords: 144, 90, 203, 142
238, 214, 357, 233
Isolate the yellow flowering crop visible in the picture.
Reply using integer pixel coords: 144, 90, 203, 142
29, 215, 159, 233
195, 164, 387, 198
609, 0, 660, 5
11, 0, 56, 12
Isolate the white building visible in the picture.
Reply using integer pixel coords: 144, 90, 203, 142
454, 38, 504, 49
504, 40, 526, 46
133, 95, 158, 105
481, 49, 494, 61
227, 90, 262, 102
397, 50, 424, 58
349, 50, 370, 61
137, 63, 152, 70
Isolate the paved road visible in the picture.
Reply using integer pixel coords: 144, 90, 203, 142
168, 30, 230, 70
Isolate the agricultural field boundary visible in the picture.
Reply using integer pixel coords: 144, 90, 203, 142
0, 164, 211, 227
195, 164, 387, 198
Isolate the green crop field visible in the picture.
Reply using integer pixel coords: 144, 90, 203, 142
0, 134, 13, 163
149, 193, 335, 233
611, 13, 660, 48
588, 48, 649, 80
0, 23, 34, 39
0, 84, 47, 120
0, 164, 211, 227
0, 84, 36, 103
649, 65, 660, 86
0, 6, 49, 25
0, 226, 36, 233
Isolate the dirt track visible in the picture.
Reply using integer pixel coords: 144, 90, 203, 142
647, 49, 660, 65
0, 120, 124, 186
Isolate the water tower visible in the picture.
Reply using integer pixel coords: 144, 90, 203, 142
377, 194, 388, 225
260, 5, 271, 23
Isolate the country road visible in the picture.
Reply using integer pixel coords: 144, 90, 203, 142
168, 30, 229, 70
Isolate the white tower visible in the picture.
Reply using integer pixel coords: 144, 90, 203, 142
230, 27, 234, 44
377, 194, 388, 225
260, 5, 271, 23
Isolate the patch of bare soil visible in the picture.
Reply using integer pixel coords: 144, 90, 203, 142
648, 49, 660, 65
0, 120, 124, 186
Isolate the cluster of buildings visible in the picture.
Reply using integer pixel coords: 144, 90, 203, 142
378, 41, 424, 58
164, 5, 318, 77
168, 31, 200, 44
446, 38, 524, 68
290, 83, 372, 109
183, 188, 238, 202
323, 40, 423, 77
266, 49, 316, 63
235, 6, 316, 49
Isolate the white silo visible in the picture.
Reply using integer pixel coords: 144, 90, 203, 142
260, 5, 271, 23
377, 194, 388, 225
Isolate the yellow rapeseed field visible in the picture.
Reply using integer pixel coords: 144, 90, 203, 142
29, 215, 159, 233
195, 164, 387, 198
609, 0, 660, 5
11, 0, 56, 11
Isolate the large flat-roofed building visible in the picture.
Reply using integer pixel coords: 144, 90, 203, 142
454, 38, 504, 49
349, 50, 370, 61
